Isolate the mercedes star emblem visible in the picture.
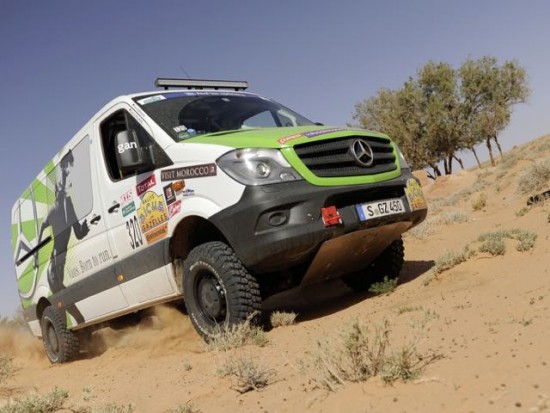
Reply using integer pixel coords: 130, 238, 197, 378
350, 139, 374, 167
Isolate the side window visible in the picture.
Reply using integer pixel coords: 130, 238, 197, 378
45, 138, 93, 232
275, 109, 298, 127
100, 110, 171, 181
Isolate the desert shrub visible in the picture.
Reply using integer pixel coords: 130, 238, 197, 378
440, 210, 469, 224
515, 207, 530, 217
432, 246, 472, 275
477, 229, 537, 253
368, 276, 398, 295
206, 316, 268, 352
471, 192, 487, 211
270, 311, 297, 328
517, 160, 550, 194
395, 305, 423, 315
91, 404, 135, 413
478, 234, 506, 255
423, 246, 474, 285
217, 355, 276, 393
167, 403, 201, 413
0, 387, 68, 413
300, 318, 440, 391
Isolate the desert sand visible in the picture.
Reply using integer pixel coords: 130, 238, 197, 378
1, 135, 549, 413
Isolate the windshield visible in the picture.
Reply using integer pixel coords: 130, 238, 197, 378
133, 91, 315, 141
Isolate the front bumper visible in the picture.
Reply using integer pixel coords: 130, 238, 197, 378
209, 170, 427, 275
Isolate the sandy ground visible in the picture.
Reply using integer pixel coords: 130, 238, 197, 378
1, 135, 549, 413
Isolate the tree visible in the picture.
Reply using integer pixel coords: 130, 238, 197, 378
354, 80, 442, 178
353, 56, 529, 175
459, 57, 530, 166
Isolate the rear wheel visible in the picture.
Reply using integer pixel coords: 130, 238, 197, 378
41, 305, 80, 363
183, 241, 261, 339
342, 236, 404, 292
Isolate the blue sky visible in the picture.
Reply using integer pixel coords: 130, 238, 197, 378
1, 0, 550, 316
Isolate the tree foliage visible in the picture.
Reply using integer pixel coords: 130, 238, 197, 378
353, 56, 529, 177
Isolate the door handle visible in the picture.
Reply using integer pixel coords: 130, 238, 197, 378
108, 203, 121, 213
90, 214, 102, 225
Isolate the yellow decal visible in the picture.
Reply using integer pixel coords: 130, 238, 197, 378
405, 179, 428, 211
137, 191, 169, 243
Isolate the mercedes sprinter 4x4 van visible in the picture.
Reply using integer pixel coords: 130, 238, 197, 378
11, 78, 427, 363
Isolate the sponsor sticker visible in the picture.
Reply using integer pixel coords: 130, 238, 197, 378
303, 127, 345, 138
120, 189, 133, 205
122, 201, 136, 217
172, 180, 185, 194
278, 134, 303, 145
137, 191, 169, 235
161, 163, 217, 181
163, 183, 176, 205
145, 223, 168, 244
168, 200, 182, 217
136, 175, 157, 197
405, 179, 428, 211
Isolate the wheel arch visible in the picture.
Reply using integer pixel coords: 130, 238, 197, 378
169, 215, 229, 292
170, 215, 228, 263
36, 297, 52, 326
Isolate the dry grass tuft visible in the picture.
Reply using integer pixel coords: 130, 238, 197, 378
517, 160, 550, 195
270, 311, 297, 328
300, 318, 441, 391
0, 387, 69, 413
217, 355, 276, 394
471, 192, 488, 211
206, 316, 269, 352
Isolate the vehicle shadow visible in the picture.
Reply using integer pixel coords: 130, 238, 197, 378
261, 259, 434, 324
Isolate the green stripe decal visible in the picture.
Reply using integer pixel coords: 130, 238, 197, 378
17, 261, 35, 294
21, 220, 38, 242
32, 179, 55, 205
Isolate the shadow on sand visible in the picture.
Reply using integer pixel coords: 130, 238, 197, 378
262, 259, 435, 324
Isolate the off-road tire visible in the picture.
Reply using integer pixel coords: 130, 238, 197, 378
342, 236, 405, 292
183, 241, 261, 340
41, 305, 80, 363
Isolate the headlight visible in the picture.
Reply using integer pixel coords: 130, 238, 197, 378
217, 149, 302, 186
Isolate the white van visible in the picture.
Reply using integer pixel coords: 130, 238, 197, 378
11, 79, 427, 363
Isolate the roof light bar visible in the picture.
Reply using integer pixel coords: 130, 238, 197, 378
155, 78, 249, 91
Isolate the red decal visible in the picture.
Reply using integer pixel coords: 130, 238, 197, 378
136, 175, 157, 197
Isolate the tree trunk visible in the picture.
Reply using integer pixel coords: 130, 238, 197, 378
470, 147, 482, 168
493, 135, 504, 158
453, 155, 465, 169
446, 154, 454, 175
428, 163, 442, 178
485, 138, 495, 166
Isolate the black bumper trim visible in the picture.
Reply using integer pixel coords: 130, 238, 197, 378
209, 171, 427, 274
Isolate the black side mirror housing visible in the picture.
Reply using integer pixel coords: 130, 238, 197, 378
114, 130, 155, 174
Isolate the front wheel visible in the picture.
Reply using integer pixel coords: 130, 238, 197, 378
41, 305, 80, 363
183, 241, 261, 339
342, 236, 405, 292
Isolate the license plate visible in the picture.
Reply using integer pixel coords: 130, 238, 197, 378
356, 198, 405, 221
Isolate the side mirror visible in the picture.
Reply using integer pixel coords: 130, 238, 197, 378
114, 130, 154, 174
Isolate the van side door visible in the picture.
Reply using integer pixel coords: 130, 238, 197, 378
94, 104, 178, 307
